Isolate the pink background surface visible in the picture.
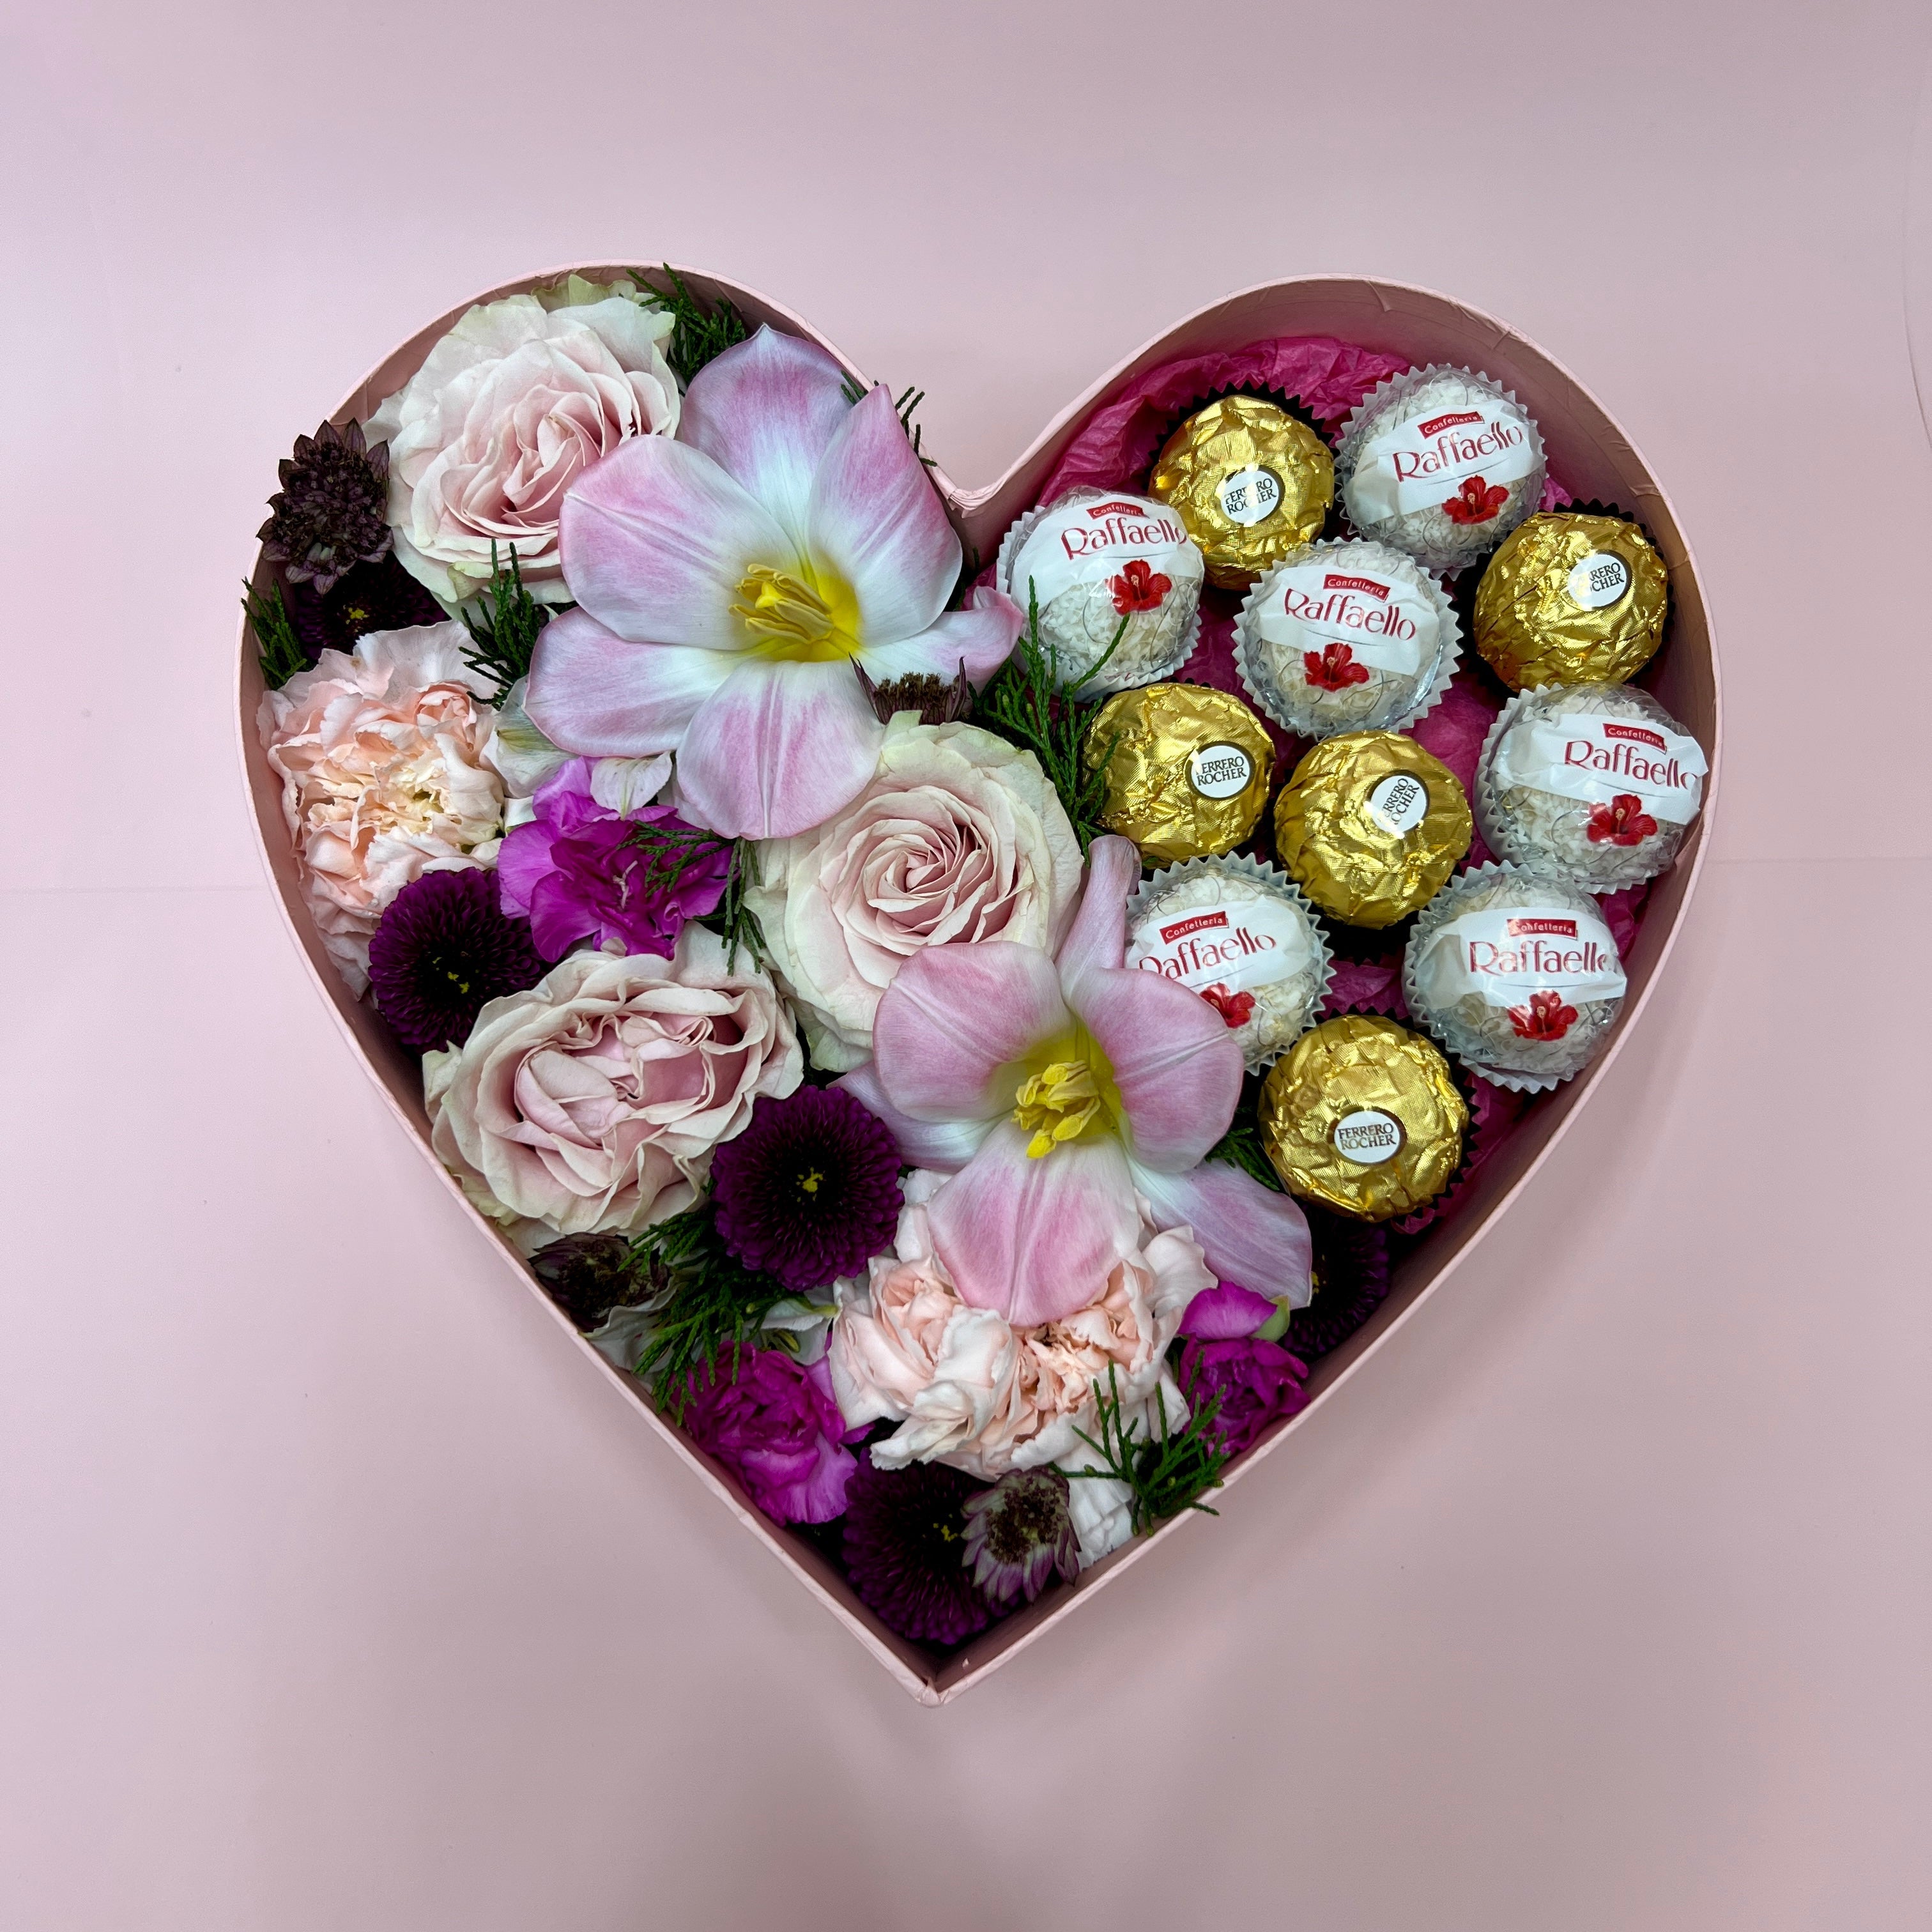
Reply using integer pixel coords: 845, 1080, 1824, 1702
4, 3, 1929, 1927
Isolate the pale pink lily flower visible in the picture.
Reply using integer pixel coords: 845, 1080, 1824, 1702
838, 836, 1314, 1327
524, 326, 1024, 841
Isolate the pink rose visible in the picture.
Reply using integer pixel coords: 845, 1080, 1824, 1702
367, 288, 679, 606
744, 717, 1082, 1070
827, 1172, 1211, 1480
424, 928, 802, 1244
257, 622, 504, 993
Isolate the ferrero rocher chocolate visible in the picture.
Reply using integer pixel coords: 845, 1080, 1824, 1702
1148, 396, 1333, 590
1085, 682, 1274, 866
1472, 512, 1668, 691
1258, 1015, 1467, 1222
1273, 732, 1471, 928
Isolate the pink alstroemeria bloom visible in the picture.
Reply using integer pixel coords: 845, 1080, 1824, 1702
523, 326, 1025, 841
838, 836, 1314, 1328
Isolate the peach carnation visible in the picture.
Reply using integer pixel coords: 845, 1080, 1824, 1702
257, 622, 504, 993
827, 1170, 1211, 1489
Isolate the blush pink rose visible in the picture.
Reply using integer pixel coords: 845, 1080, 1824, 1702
423, 927, 802, 1245
827, 1171, 1211, 1481
367, 287, 680, 606
744, 716, 1082, 1070
257, 622, 504, 993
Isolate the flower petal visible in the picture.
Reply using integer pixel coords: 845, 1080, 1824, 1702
524, 608, 735, 756
1177, 1281, 1278, 1340
1071, 965, 1243, 1170
673, 656, 883, 839
834, 1062, 992, 1172
560, 435, 789, 649
855, 585, 1025, 689
806, 385, 959, 647
928, 1121, 1142, 1328
1130, 1160, 1313, 1308
871, 941, 1068, 1124
677, 326, 853, 553
1054, 834, 1141, 993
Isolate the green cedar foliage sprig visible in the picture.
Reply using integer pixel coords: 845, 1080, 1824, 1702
708, 838, 769, 970
243, 579, 307, 689
970, 583, 1125, 853
1205, 1101, 1284, 1193
459, 542, 549, 701
645, 266, 752, 387
626, 1202, 796, 1420
615, 822, 765, 971
1065, 1362, 1231, 1535
841, 374, 935, 468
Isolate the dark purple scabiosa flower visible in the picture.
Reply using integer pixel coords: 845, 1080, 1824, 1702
367, 867, 548, 1052
962, 1468, 1079, 1611
709, 1086, 902, 1294
285, 553, 445, 663
680, 1346, 862, 1526
1176, 1336, 1310, 1459
494, 758, 729, 962
1285, 1213, 1392, 1360
259, 418, 394, 593
842, 1450, 991, 1646
854, 659, 972, 724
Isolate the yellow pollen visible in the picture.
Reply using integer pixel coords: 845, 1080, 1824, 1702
797, 1169, 823, 1195
1012, 1061, 1104, 1159
731, 564, 859, 660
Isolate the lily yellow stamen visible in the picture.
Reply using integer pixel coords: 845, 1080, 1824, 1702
732, 564, 861, 661
1013, 1061, 1104, 1159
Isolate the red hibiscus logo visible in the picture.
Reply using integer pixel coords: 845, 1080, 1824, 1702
1507, 990, 1578, 1041
1442, 475, 1510, 525
1110, 558, 1171, 614
1303, 641, 1371, 691
1585, 793, 1659, 847
1199, 983, 1255, 1027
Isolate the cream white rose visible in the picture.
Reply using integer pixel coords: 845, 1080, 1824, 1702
367, 287, 679, 607
424, 927, 802, 1246
745, 716, 1082, 1071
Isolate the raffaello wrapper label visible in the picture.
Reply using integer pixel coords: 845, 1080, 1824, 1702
1008, 492, 1199, 610
1255, 562, 1436, 676
1495, 714, 1708, 824
1350, 404, 1538, 522
1128, 897, 1317, 1002
1413, 904, 1627, 1010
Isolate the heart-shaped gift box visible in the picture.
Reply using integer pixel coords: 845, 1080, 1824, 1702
237, 268, 1719, 1704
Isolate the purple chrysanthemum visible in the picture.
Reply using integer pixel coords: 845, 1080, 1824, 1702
258, 418, 393, 593
842, 1450, 992, 1646
285, 553, 444, 663
1285, 1212, 1393, 1360
709, 1087, 901, 1294
367, 868, 548, 1052
962, 1468, 1079, 1611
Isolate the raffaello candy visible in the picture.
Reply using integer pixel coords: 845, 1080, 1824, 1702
1234, 537, 1460, 739
1475, 682, 1707, 891
1337, 367, 1544, 572
1402, 862, 1627, 1091
998, 487, 1204, 692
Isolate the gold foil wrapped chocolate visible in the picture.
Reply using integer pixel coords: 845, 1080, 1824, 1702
1274, 732, 1471, 927
1473, 512, 1668, 691
1149, 396, 1333, 590
1085, 682, 1274, 866
1259, 1015, 1467, 1221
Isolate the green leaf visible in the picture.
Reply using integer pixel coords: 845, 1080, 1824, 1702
1062, 1361, 1230, 1537
243, 578, 307, 689
459, 542, 549, 702
643, 266, 752, 387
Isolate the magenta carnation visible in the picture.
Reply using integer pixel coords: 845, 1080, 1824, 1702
679, 1346, 863, 1526
1177, 1336, 1310, 1459
496, 757, 730, 962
